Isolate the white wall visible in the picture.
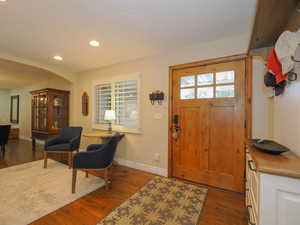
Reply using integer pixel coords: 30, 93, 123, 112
273, 47, 300, 156
73, 33, 251, 173
0, 89, 10, 123
252, 56, 274, 139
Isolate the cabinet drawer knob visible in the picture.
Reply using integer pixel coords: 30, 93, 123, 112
248, 160, 256, 172
247, 205, 256, 225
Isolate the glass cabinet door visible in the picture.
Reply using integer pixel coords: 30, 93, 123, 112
51, 95, 67, 130
38, 95, 48, 131
32, 96, 37, 130
32, 94, 48, 131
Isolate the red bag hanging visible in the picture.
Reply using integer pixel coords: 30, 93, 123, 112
267, 48, 288, 84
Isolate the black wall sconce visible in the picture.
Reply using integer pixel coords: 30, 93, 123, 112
149, 91, 164, 105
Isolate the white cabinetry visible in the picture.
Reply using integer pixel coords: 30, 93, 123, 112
246, 150, 300, 225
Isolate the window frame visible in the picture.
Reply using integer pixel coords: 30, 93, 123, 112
179, 70, 235, 100
92, 72, 141, 134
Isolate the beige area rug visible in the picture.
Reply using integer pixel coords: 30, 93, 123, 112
0, 159, 105, 225
97, 176, 207, 225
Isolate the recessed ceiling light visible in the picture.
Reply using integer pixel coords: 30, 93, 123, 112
0, 0, 7, 2
89, 40, 100, 47
53, 55, 63, 61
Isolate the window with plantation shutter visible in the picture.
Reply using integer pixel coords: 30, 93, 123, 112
95, 83, 112, 124
93, 73, 140, 133
115, 80, 138, 126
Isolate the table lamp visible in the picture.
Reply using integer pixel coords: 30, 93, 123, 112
104, 110, 116, 133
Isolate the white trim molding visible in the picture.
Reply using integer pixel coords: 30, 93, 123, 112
115, 158, 167, 177
20, 136, 167, 176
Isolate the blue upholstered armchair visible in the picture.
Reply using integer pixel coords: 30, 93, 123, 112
44, 127, 83, 169
71, 133, 124, 193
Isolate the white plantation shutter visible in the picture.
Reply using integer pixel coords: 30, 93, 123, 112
115, 80, 138, 126
95, 83, 112, 124
93, 73, 140, 133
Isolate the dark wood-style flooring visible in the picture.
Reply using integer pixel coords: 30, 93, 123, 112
0, 139, 247, 225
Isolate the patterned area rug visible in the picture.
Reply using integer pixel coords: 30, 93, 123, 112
97, 176, 207, 225
0, 159, 104, 225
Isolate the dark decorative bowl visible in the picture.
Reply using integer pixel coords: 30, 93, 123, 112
249, 139, 289, 155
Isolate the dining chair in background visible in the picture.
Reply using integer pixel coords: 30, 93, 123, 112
0, 125, 11, 157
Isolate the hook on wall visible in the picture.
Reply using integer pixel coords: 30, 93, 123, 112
291, 56, 300, 63
149, 91, 164, 105
288, 71, 298, 81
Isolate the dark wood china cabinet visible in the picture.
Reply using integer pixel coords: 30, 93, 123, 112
30, 88, 70, 150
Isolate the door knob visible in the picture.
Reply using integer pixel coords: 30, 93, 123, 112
172, 114, 181, 140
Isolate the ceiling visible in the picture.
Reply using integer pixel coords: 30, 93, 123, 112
0, 0, 256, 73
0, 58, 67, 89
249, 0, 300, 50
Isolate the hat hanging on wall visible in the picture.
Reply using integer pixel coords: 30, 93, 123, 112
264, 46, 299, 96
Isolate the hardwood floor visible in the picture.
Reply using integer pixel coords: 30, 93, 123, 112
0, 139, 44, 169
0, 139, 247, 225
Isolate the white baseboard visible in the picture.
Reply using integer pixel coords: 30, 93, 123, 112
17, 138, 167, 176
115, 158, 168, 177
19, 136, 45, 145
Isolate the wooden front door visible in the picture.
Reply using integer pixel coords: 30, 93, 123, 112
170, 57, 247, 192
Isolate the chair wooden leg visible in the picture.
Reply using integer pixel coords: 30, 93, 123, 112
85, 171, 89, 178
104, 168, 110, 190
72, 169, 77, 194
68, 152, 72, 169
44, 152, 48, 168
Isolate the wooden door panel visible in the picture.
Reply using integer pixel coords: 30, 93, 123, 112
171, 58, 246, 192
173, 106, 209, 176
209, 105, 235, 175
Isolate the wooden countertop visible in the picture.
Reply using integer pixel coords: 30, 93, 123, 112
247, 142, 300, 179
